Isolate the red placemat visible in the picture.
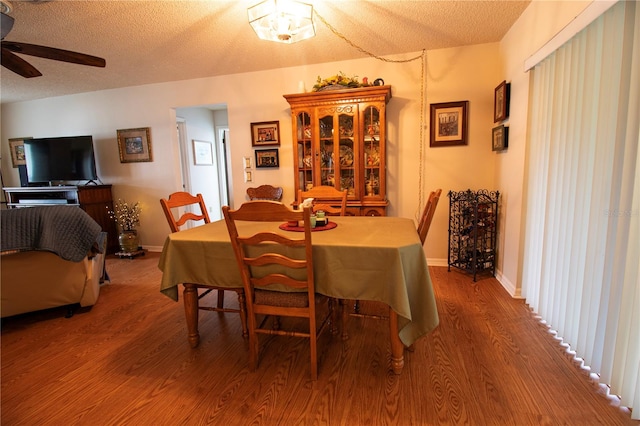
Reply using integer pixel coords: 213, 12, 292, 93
279, 221, 337, 232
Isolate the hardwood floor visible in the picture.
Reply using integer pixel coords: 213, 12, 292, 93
2, 252, 637, 425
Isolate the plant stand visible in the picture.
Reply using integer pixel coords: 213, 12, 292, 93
115, 249, 145, 259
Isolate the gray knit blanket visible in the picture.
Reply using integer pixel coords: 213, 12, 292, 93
1, 206, 103, 262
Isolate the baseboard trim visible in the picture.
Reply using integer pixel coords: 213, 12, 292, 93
495, 269, 522, 299
428, 258, 523, 300
426, 258, 448, 267
141, 245, 164, 253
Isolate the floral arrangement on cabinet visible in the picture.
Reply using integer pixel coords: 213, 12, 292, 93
313, 72, 362, 91
312, 72, 384, 92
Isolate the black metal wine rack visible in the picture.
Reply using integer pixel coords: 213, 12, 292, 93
448, 189, 499, 281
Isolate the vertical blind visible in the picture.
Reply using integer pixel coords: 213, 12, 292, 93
522, 0, 639, 419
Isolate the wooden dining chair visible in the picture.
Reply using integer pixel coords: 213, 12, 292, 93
297, 185, 348, 216
160, 191, 247, 337
417, 188, 442, 245
223, 200, 335, 380
246, 184, 283, 201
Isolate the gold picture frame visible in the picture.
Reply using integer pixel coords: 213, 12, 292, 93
117, 127, 152, 163
251, 121, 280, 146
8, 137, 30, 167
430, 101, 469, 147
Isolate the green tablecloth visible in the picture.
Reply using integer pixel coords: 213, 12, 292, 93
158, 216, 439, 346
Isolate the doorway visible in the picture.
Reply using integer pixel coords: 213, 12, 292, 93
175, 105, 230, 221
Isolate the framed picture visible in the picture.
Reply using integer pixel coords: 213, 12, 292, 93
117, 127, 152, 163
251, 121, 280, 146
192, 140, 213, 165
430, 101, 469, 147
492, 125, 509, 151
8, 137, 30, 167
494, 80, 510, 122
255, 148, 279, 168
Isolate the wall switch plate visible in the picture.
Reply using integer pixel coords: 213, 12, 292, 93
243, 156, 252, 169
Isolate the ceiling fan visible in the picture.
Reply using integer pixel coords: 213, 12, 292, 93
1, 1, 105, 78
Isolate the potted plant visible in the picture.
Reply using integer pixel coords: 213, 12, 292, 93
108, 199, 141, 253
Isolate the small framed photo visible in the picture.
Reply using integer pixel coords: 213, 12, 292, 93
117, 127, 152, 163
494, 80, 510, 122
251, 121, 280, 147
193, 140, 213, 165
492, 125, 509, 151
8, 137, 30, 167
430, 101, 469, 147
255, 148, 279, 168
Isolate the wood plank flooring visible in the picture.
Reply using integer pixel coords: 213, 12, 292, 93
1, 252, 637, 425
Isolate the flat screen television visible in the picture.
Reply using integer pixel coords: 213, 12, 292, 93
24, 135, 98, 185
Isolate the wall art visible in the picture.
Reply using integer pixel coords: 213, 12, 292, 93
255, 148, 279, 168
492, 124, 509, 151
494, 80, 510, 122
430, 101, 469, 147
251, 121, 280, 147
193, 140, 213, 165
117, 127, 152, 163
8, 137, 30, 167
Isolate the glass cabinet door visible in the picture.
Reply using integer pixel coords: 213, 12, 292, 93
337, 112, 356, 196
363, 106, 381, 197
318, 114, 335, 188
296, 112, 313, 192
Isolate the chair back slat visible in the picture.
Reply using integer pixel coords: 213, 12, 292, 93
245, 253, 307, 269
251, 274, 309, 290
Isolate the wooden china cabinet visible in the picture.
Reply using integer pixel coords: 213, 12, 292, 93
284, 85, 392, 216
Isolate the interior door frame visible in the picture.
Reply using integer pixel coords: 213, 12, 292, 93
217, 126, 231, 207
176, 118, 191, 194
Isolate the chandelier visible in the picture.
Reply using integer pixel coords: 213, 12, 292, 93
248, 0, 315, 44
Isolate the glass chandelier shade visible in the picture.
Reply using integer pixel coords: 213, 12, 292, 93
248, 0, 315, 44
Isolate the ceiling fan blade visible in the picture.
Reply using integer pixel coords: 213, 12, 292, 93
1, 47, 42, 78
1, 41, 105, 68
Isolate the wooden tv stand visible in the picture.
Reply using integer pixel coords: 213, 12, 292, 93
4, 185, 119, 254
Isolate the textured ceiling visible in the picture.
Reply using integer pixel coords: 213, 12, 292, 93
0, 0, 530, 104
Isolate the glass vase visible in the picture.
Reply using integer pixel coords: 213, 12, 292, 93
118, 230, 139, 253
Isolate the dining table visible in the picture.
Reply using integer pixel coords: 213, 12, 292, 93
158, 215, 439, 374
